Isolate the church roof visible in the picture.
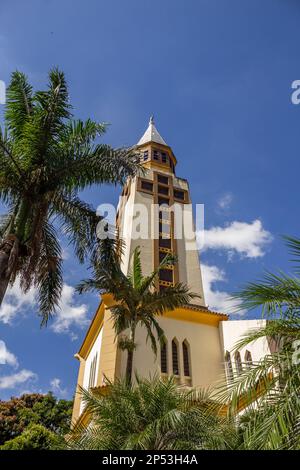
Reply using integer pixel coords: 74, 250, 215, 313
137, 116, 168, 146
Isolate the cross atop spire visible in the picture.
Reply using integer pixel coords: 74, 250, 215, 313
137, 116, 168, 146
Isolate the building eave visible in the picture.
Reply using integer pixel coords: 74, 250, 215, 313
77, 300, 105, 360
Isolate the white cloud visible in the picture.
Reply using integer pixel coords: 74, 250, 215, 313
202, 264, 245, 315
0, 369, 37, 390
0, 278, 89, 338
50, 284, 89, 336
201, 219, 272, 258
0, 278, 36, 324
0, 340, 18, 368
50, 377, 67, 397
217, 192, 233, 210
0, 337, 38, 393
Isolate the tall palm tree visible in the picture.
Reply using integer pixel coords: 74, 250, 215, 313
70, 376, 238, 450
0, 69, 139, 323
216, 236, 300, 450
77, 238, 199, 384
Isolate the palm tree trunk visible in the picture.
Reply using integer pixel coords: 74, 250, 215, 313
125, 327, 135, 385
0, 235, 19, 306
126, 349, 134, 385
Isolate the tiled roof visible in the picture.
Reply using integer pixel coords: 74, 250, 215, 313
183, 303, 229, 318
137, 116, 168, 146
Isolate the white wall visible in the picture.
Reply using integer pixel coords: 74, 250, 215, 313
80, 328, 103, 414
219, 319, 271, 375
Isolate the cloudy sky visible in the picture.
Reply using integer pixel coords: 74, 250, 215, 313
0, 0, 299, 400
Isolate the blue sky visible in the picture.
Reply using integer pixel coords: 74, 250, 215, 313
0, 0, 299, 400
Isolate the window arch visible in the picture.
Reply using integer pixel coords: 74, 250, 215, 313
160, 339, 168, 374
244, 350, 253, 368
172, 339, 179, 375
224, 351, 233, 382
235, 351, 243, 375
182, 340, 191, 377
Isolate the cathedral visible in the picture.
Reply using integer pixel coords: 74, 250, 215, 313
71, 118, 271, 426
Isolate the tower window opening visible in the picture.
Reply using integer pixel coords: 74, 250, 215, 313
159, 238, 172, 249
159, 269, 173, 283
159, 251, 171, 263
159, 222, 171, 235
158, 185, 169, 196
143, 150, 149, 161
158, 197, 169, 207
161, 152, 168, 163
158, 174, 169, 185
153, 150, 159, 160
235, 351, 243, 375
182, 341, 191, 377
141, 180, 153, 192
160, 340, 168, 374
174, 189, 185, 201
225, 351, 233, 383
159, 210, 170, 221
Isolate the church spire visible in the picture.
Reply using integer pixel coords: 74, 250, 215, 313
137, 116, 168, 146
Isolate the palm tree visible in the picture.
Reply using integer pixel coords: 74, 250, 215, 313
77, 238, 199, 384
70, 376, 237, 450
0, 69, 139, 323
215, 236, 300, 450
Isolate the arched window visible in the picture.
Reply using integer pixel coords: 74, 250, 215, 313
88, 353, 98, 389
244, 350, 253, 368
224, 351, 233, 382
235, 351, 243, 375
182, 341, 191, 377
160, 339, 168, 374
172, 339, 179, 375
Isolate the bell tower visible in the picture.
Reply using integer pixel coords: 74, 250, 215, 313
116, 116, 205, 303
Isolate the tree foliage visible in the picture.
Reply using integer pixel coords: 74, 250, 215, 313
70, 376, 237, 450
0, 68, 140, 322
0, 424, 64, 450
0, 392, 73, 445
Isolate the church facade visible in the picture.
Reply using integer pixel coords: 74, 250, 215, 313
71, 118, 271, 425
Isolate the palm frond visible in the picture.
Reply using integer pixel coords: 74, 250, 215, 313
70, 377, 235, 450
138, 252, 177, 294
56, 143, 141, 191
130, 247, 142, 289
284, 235, 300, 274
232, 318, 300, 352
141, 283, 200, 315
52, 193, 99, 263
5, 71, 33, 139
35, 223, 63, 325
231, 270, 300, 316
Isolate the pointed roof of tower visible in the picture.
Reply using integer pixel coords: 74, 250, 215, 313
137, 116, 168, 146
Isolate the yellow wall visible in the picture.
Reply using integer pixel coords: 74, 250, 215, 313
71, 356, 86, 426
116, 315, 226, 388
96, 309, 118, 385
